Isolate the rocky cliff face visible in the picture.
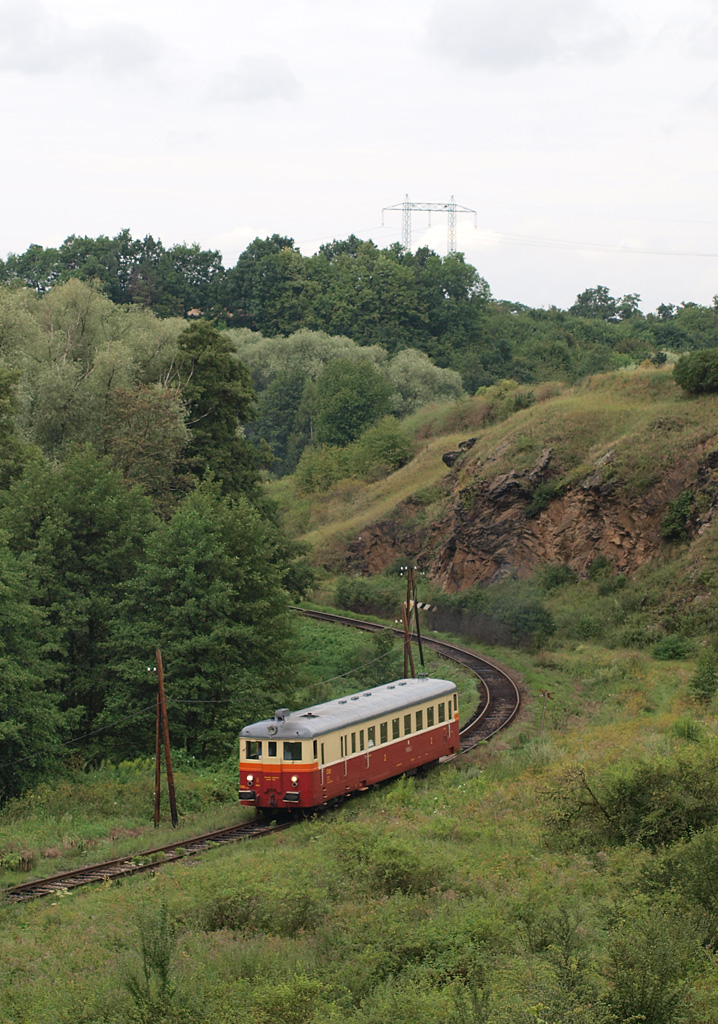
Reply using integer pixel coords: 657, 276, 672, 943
345, 441, 718, 592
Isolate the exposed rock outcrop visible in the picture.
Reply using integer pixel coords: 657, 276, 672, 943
343, 444, 718, 591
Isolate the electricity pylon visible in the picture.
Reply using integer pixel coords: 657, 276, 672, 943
382, 194, 477, 253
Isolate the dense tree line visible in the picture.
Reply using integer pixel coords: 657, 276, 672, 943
0, 283, 312, 802
5, 231, 718, 397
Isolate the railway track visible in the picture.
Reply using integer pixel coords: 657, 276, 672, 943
293, 608, 521, 753
4, 609, 520, 904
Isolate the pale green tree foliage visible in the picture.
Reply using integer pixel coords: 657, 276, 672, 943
387, 348, 464, 415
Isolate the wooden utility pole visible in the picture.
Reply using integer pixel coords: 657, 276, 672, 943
401, 603, 416, 678
408, 567, 426, 669
539, 690, 554, 736
154, 691, 162, 827
155, 649, 178, 828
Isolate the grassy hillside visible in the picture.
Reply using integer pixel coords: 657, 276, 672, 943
2, 618, 718, 1023
4, 366, 718, 1022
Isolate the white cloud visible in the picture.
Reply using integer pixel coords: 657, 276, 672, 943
210, 54, 301, 104
0, 0, 160, 76
424, 0, 630, 71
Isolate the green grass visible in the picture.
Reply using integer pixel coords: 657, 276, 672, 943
3, 618, 718, 1022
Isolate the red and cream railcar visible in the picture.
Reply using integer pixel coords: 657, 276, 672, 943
239, 676, 459, 811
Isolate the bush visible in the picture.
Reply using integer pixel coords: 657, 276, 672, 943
346, 417, 413, 480
674, 348, 718, 394
661, 489, 694, 540
605, 895, 704, 1024
535, 563, 578, 592
690, 647, 718, 703
652, 634, 693, 660
544, 742, 718, 849
447, 579, 555, 647
294, 444, 350, 493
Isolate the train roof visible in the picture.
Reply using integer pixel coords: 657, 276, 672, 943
240, 676, 457, 740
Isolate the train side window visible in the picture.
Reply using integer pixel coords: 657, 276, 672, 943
321, 743, 325, 765
404, 714, 412, 735
351, 732, 357, 754
438, 703, 446, 723
416, 710, 423, 731
392, 718, 400, 739
427, 706, 435, 727
380, 722, 388, 744
283, 742, 302, 761
367, 726, 376, 747
453, 693, 458, 712
313, 740, 318, 759
340, 736, 344, 757
267, 741, 277, 757
359, 729, 365, 751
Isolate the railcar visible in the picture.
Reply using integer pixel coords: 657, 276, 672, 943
239, 675, 459, 811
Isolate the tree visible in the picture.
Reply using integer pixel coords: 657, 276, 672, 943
674, 349, 718, 394
387, 349, 465, 415
314, 358, 393, 446
0, 446, 157, 739
569, 285, 619, 321
0, 534, 69, 803
106, 482, 295, 757
177, 321, 260, 497
102, 384, 192, 512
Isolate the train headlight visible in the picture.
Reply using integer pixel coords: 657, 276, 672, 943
291, 775, 298, 787
246, 774, 254, 784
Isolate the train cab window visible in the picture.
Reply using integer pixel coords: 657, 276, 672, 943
438, 703, 446, 723
267, 741, 277, 757
404, 714, 412, 735
283, 742, 302, 761
367, 726, 376, 747
427, 706, 435, 727
313, 740, 318, 759
246, 741, 262, 759
416, 710, 423, 731
359, 730, 365, 751
380, 722, 388, 744
392, 718, 400, 739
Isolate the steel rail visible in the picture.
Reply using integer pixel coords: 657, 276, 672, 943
4, 820, 292, 904
292, 607, 521, 752
4, 609, 520, 904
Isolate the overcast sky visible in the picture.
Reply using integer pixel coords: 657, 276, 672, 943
2, 0, 717, 312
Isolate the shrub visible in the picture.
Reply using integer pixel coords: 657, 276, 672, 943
661, 489, 694, 540
346, 417, 413, 480
605, 895, 704, 1024
652, 634, 693, 660
690, 647, 718, 704
644, 826, 718, 945
674, 348, 718, 394
440, 580, 554, 647
294, 444, 350, 494
535, 563, 578, 591
544, 743, 718, 849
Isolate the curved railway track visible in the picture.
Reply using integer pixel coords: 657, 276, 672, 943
293, 608, 521, 754
4, 609, 520, 904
